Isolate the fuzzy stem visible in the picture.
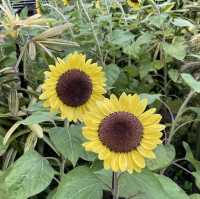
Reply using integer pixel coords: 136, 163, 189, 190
112, 172, 119, 199
168, 90, 195, 143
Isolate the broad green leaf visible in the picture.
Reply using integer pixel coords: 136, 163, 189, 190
49, 126, 82, 166
0, 171, 11, 199
136, 32, 153, 46
140, 93, 161, 104
172, 18, 194, 27
192, 172, 200, 189
147, 144, 175, 171
49, 125, 95, 166
105, 64, 120, 89
161, 2, 175, 12
183, 142, 200, 189
21, 111, 60, 125
163, 41, 186, 60
27, 102, 48, 112
110, 29, 134, 46
71, 125, 96, 162
53, 166, 103, 199
181, 73, 200, 93
96, 169, 188, 199
149, 14, 168, 28
155, 174, 190, 199
123, 42, 141, 59
183, 142, 200, 169
190, 194, 200, 199
2, 150, 55, 199
118, 170, 169, 199
139, 63, 155, 78
168, 69, 180, 83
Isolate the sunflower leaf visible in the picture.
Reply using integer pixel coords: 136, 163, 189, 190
96, 169, 189, 199
181, 73, 200, 93
105, 64, 120, 89
146, 144, 175, 171
0, 150, 55, 199
53, 166, 103, 199
49, 125, 95, 166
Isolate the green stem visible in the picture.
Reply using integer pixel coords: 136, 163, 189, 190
79, 0, 104, 67
112, 172, 119, 199
168, 90, 195, 143
42, 135, 60, 156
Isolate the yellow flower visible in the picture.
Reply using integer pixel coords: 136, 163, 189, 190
36, 0, 41, 15
127, 0, 140, 10
96, 0, 101, 9
63, 0, 70, 5
39, 52, 106, 122
83, 93, 165, 173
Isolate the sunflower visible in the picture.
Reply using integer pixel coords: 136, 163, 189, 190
39, 52, 106, 122
63, 0, 70, 5
36, 0, 41, 15
96, 0, 101, 9
82, 93, 165, 173
127, 0, 140, 10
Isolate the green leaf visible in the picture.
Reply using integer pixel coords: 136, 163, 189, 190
49, 125, 95, 166
183, 142, 200, 169
27, 102, 48, 112
139, 63, 155, 78
21, 111, 60, 125
172, 18, 194, 27
136, 32, 154, 46
1, 150, 55, 199
105, 64, 120, 89
49, 126, 82, 166
118, 171, 170, 199
190, 194, 200, 199
110, 29, 134, 46
149, 14, 168, 28
192, 172, 200, 189
147, 144, 175, 171
53, 166, 103, 199
183, 142, 200, 189
155, 174, 190, 199
181, 73, 200, 93
168, 69, 180, 83
140, 93, 161, 104
97, 169, 189, 199
163, 40, 186, 60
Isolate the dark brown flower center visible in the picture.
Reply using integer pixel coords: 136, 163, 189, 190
131, 0, 139, 3
56, 69, 92, 107
98, 112, 143, 153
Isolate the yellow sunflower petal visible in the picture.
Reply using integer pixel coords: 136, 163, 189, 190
137, 146, 156, 159
119, 153, 128, 172
111, 153, 120, 172
140, 114, 162, 126
131, 150, 145, 169
82, 130, 98, 140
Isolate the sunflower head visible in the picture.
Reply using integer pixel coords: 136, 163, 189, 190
82, 93, 165, 173
39, 52, 106, 122
36, 0, 42, 15
127, 0, 140, 10
63, 0, 70, 5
